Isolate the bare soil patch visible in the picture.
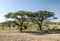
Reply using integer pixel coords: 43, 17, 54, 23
0, 32, 60, 41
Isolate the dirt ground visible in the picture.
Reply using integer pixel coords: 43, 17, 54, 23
0, 33, 60, 41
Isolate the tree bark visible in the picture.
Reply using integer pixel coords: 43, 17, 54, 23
20, 22, 23, 31
40, 20, 43, 31
38, 20, 43, 31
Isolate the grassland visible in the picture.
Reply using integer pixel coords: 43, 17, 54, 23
0, 23, 60, 41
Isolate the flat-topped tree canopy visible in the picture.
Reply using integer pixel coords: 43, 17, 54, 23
29, 10, 55, 31
35, 10, 55, 20
5, 11, 32, 19
5, 12, 13, 18
4, 11, 32, 31
4, 10, 56, 31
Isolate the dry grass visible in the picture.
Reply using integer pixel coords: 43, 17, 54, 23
0, 24, 60, 41
0, 33, 60, 41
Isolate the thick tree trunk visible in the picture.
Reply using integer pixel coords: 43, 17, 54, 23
40, 20, 43, 31
38, 24, 42, 31
38, 20, 43, 31
20, 22, 23, 32
40, 25, 42, 31
20, 25, 22, 31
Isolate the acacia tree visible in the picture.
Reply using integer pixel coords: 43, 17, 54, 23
30, 11, 55, 31
4, 10, 56, 31
5, 11, 30, 31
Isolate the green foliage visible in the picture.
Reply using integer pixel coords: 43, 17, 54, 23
4, 11, 31, 31
31, 10, 55, 31
4, 10, 56, 32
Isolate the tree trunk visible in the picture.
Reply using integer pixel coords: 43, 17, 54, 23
40, 20, 43, 31
20, 22, 23, 32
20, 25, 22, 31
38, 24, 42, 31
38, 20, 43, 31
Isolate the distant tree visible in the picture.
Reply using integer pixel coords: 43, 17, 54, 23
0, 22, 6, 29
0, 21, 16, 29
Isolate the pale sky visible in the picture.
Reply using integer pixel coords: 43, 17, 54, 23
0, 0, 60, 22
